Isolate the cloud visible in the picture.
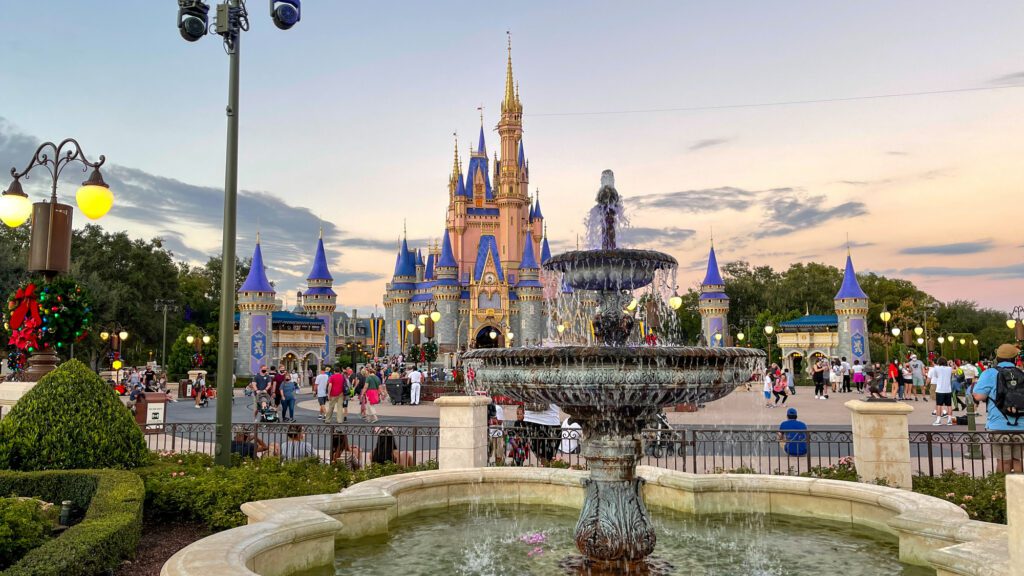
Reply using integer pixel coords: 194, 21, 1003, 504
0, 117, 367, 297
618, 226, 695, 247
335, 271, 386, 284
688, 137, 732, 152
898, 263, 1024, 279
989, 71, 1024, 86
753, 192, 867, 238
885, 150, 908, 156
342, 236, 432, 252
627, 187, 776, 213
900, 240, 994, 256
832, 241, 875, 251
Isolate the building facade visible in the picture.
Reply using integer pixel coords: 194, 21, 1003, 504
383, 41, 551, 359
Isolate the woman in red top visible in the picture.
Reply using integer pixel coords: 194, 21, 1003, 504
887, 362, 900, 397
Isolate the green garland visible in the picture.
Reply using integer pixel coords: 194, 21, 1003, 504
3, 277, 92, 354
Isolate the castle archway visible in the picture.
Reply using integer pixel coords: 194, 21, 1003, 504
474, 326, 503, 349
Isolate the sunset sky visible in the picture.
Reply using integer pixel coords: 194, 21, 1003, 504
2, 1, 1021, 313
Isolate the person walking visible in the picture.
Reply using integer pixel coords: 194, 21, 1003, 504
840, 356, 852, 393
928, 357, 955, 425
280, 373, 298, 422
909, 354, 925, 401
829, 358, 842, 395
785, 368, 796, 396
900, 360, 913, 401
812, 358, 827, 400
763, 370, 774, 408
408, 365, 423, 405
324, 368, 348, 423
253, 365, 273, 420
314, 367, 329, 419
973, 344, 1024, 473
361, 367, 381, 423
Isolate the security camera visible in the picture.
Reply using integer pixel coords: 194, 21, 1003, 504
270, 0, 300, 30
177, 0, 210, 42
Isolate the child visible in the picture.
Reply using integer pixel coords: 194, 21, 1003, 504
763, 371, 774, 408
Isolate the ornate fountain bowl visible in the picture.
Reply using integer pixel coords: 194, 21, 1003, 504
545, 249, 678, 291
463, 346, 764, 417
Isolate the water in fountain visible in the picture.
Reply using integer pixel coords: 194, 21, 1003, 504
463, 170, 766, 574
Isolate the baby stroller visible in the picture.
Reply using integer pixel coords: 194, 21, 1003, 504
642, 412, 683, 458
255, 392, 279, 423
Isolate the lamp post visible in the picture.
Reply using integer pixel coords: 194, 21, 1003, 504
176, 0, 302, 466
880, 309, 893, 368
1008, 306, 1024, 347
185, 332, 212, 368
100, 328, 130, 372
1, 139, 114, 380
154, 299, 178, 369
763, 324, 774, 366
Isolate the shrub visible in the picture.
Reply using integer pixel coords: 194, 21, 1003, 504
913, 471, 1007, 524
139, 452, 437, 531
0, 497, 58, 569
0, 469, 144, 576
0, 359, 148, 471
799, 457, 859, 481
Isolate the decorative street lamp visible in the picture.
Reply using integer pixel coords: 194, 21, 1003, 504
176, 0, 302, 466
763, 324, 774, 365
880, 308, 892, 367
186, 332, 212, 367
100, 328, 129, 370
1008, 306, 1024, 344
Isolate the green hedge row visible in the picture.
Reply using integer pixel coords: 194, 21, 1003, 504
0, 469, 144, 576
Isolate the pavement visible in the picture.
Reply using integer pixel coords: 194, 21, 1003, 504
163, 384, 988, 431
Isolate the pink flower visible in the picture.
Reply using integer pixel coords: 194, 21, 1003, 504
527, 547, 544, 557
945, 492, 956, 498
962, 495, 973, 502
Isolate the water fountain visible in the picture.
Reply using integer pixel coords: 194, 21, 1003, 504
463, 170, 764, 572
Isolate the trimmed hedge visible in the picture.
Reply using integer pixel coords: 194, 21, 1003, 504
0, 359, 148, 471
0, 497, 57, 570
0, 469, 144, 576
140, 452, 437, 531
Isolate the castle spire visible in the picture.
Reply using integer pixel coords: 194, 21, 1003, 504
501, 31, 522, 114
835, 253, 868, 300
239, 240, 275, 293
451, 133, 460, 178
307, 236, 333, 282
701, 245, 724, 288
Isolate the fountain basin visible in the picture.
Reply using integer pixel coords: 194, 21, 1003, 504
545, 249, 677, 291
161, 467, 1009, 576
463, 346, 763, 414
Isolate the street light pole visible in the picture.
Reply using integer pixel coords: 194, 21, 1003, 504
154, 299, 178, 369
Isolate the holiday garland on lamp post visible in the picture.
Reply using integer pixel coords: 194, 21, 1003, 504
3, 277, 92, 356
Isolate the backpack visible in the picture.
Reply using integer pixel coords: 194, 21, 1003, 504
995, 367, 1024, 426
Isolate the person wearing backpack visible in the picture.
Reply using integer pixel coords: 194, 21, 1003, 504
973, 344, 1024, 473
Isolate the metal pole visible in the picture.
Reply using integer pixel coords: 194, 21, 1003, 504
215, 8, 240, 467
161, 304, 168, 368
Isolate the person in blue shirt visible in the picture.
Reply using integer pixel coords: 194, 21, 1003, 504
778, 407, 808, 457
972, 343, 1023, 473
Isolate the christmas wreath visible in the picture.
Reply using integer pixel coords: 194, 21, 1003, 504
3, 277, 92, 354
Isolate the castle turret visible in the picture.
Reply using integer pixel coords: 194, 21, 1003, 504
698, 243, 729, 347
415, 249, 425, 282
515, 236, 543, 346
432, 229, 461, 352
496, 36, 529, 272
237, 237, 276, 375
384, 237, 417, 355
303, 231, 337, 367
834, 252, 871, 365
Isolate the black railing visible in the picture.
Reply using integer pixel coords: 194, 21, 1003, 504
144, 422, 439, 466
910, 430, 1024, 477
486, 426, 853, 476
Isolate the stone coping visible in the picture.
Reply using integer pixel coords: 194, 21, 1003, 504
163, 467, 1009, 576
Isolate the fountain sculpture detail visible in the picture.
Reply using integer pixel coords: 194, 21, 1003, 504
463, 170, 765, 573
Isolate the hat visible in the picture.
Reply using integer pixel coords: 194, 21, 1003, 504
996, 343, 1021, 360
786, 408, 798, 418
910, 354, 917, 360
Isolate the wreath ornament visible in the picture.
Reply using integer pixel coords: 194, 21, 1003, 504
4, 278, 92, 354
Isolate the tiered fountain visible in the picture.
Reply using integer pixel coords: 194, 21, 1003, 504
464, 171, 764, 573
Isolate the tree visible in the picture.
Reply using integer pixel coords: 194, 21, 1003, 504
167, 325, 217, 381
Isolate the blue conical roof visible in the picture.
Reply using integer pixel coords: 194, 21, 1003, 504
424, 252, 435, 280
835, 254, 868, 299
396, 238, 416, 277
456, 172, 467, 197
701, 246, 724, 287
307, 237, 333, 282
239, 241, 275, 293
518, 140, 525, 167
533, 197, 543, 220
528, 201, 535, 221
415, 249, 424, 267
392, 251, 401, 277
520, 238, 539, 269
478, 125, 486, 155
437, 229, 458, 268
541, 237, 552, 264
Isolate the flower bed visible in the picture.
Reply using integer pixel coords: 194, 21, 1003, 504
0, 469, 144, 576
913, 470, 1007, 524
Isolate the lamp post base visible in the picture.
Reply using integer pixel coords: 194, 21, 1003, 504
23, 350, 60, 382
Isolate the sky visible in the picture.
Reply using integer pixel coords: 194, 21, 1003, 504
2, 1, 1022, 314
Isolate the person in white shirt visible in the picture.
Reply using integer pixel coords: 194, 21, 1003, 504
763, 372, 774, 408
960, 362, 979, 397
290, 369, 300, 390
840, 357, 851, 393
927, 357, 955, 425
408, 367, 423, 405
314, 368, 330, 418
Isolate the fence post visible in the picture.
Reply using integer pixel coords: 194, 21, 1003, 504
434, 395, 491, 470
845, 399, 913, 489
1009, 475, 1023, 576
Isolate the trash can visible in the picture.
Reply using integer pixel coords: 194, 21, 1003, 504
142, 392, 168, 434
179, 379, 193, 400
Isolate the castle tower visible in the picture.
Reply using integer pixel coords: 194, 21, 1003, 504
835, 252, 871, 364
515, 236, 543, 346
698, 243, 730, 347
303, 231, 337, 368
432, 229, 461, 351
383, 237, 417, 355
496, 36, 530, 271
237, 237, 276, 375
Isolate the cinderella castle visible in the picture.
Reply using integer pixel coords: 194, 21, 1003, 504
383, 40, 550, 358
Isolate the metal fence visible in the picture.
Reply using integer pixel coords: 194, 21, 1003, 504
143, 422, 439, 466
486, 426, 854, 476
910, 430, 1024, 477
